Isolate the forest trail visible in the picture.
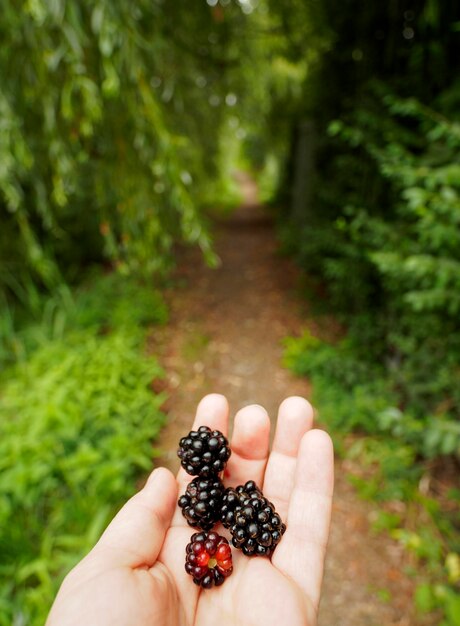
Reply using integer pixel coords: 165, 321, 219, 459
152, 173, 424, 626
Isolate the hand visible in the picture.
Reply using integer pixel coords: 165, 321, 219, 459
47, 394, 334, 626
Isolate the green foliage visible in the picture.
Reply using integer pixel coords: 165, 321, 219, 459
286, 93, 460, 439
327, 93, 460, 314
1, 0, 281, 299
416, 583, 460, 625
0, 273, 167, 624
278, 2, 460, 623
285, 330, 460, 460
70, 272, 168, 331
279, 1, 460, 450
0, 0, 312, 304
0, 271, 168, 368
284, 329, 460, 624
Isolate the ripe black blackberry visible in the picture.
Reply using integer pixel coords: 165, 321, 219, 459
185, 531, 233, 588
177, 425, 231, 477
221, 480, 286, 557
178, 476, 225, 531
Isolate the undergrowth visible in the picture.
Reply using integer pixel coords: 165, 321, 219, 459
284, 330, 460, 626
0, 272, 168, 625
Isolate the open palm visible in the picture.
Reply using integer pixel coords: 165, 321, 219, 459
47, 394, 334, 626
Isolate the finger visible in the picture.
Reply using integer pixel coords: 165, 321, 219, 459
173, 393, 229, 527
273, 429, 334, 613
263, 396, 314, 518
91, 467, 177, 568
225, 404, 271, 488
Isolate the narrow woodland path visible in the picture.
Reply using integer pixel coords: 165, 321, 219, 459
152, 174, 424, 626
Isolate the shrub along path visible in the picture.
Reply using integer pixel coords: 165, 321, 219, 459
152, 174, 431, 625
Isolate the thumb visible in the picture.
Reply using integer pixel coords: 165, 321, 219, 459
91, 467, 177, 568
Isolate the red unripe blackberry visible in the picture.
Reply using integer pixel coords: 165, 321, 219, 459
177, 425, 231, 478
221, 480, 286, 556
185, 531, 233, 588
178, 476, 225, 531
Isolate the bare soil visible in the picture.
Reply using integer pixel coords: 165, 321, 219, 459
151, 174, 428, 625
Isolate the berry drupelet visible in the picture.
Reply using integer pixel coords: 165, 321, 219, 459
177, 425, 231, 478
185, 531, 233, 588
221, 480, 286, 557
178, 476, 225, 531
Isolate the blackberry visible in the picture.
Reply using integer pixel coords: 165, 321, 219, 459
221, 480, 286, 557
185, 531, 233, 588
178, 476, 225, 531
177, 425, 231, 478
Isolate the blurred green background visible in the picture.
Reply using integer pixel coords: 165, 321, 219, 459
1, 0, 459, 624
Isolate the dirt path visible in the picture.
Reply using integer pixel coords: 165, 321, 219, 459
152, 174, 422, 625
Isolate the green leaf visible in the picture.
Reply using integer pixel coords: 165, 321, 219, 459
415, 583, 435, 613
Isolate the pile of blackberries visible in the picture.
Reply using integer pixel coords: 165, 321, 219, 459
177, 425, 286, 589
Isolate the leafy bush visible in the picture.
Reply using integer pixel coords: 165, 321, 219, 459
277, 2, 460, 623
0, 271, 168, 368
70, 272, 168, 331
284, 330, 460, 459
0, 274, 167, 624
284, 91, 460, 441
277, 1, 460, 435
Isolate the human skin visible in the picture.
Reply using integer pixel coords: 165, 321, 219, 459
47, 394, 334, 626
